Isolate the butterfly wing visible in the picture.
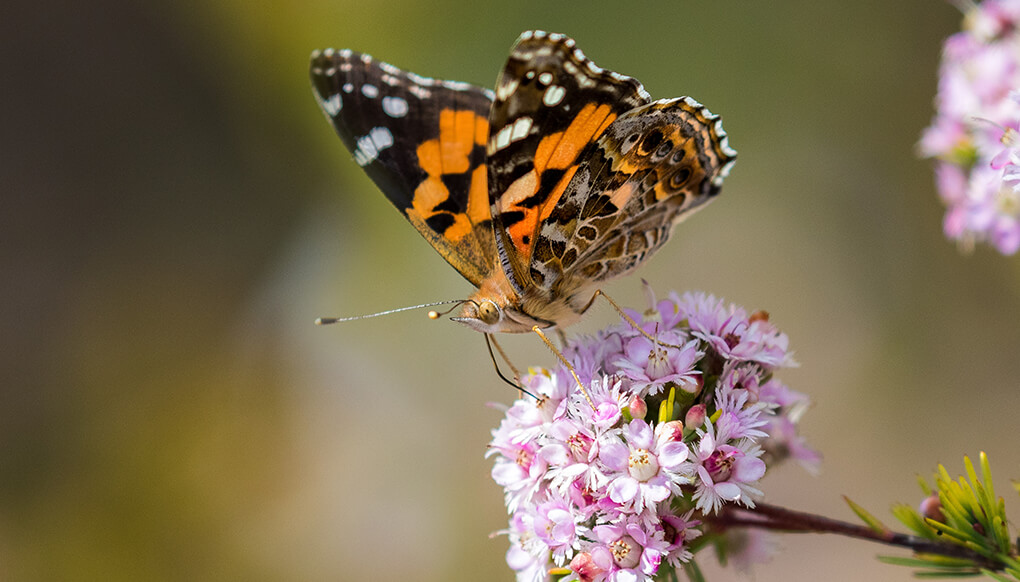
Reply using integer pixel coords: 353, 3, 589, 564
484, 31, 652, 294
310, 49, 496, 286
531, 97, 737, 294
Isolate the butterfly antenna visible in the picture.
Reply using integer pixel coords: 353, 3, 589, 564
315, 300, 465, 325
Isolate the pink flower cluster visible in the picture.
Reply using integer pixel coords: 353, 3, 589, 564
487, 290, 817, 582
920, 0, 1020, 254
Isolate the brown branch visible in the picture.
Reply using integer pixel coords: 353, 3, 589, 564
707, 501, 1001, 569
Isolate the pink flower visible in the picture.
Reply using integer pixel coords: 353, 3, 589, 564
921, 0, 1020, 254
588, 517, 671, 581
487, 288, 812, 580
533, 497, 585, 563
692, 424, 766, 513
599, 419, 691, 512
658, 510, 702, 568
613, 334, 702, 396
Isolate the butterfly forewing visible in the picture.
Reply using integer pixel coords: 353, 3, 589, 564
484, 31, 653, 290
310, 49, 497, 286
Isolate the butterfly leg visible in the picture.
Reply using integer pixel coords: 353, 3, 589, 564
486, 333, 537, 400
581, 289, 684, 349
532, 326, 596, 411
484, 333, 535, 399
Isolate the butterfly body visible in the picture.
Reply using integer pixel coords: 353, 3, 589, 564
310, 31, 735, 334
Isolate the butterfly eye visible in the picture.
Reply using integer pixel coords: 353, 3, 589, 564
669, 167, 692, 189
478, 300, 501, 325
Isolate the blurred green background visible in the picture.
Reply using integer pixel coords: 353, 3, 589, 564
4, 0, 1020, 580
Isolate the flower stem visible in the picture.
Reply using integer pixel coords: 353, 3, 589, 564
709, 501, 1000, 568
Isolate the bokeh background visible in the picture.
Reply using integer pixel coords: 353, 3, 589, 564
4, 0, 1020, 580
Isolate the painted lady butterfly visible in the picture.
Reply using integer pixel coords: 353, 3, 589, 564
310, 31, 736, 335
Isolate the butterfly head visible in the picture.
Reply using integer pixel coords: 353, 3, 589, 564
451, 296, 557, 334
450, 299, 502, 332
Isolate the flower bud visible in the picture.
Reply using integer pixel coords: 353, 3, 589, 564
685, 403, 707, 430
570, 551, 604, 582
919, 493, 945, 522
627, 395, 647, 420
683, 374, 704, 396
657, 419, 684, 442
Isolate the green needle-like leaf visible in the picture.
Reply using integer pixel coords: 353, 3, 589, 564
878, 555, 976, 569
845, 495, 889, 533
682, 559, 706, 582
978, 568, 1016, 582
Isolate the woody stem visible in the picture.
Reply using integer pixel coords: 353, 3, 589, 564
708, 501, 999, 568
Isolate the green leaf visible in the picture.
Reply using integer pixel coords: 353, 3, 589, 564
923, 517, 979, 546
877, 555, 975, 569
682, 559, 706, 582
978, 568, 1017, 582
892, 503, 938, 539
918, 474, 934, 497
844, 495, 889, 533
980, 453, 996, 509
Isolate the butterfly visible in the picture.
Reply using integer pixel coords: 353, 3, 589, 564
309, 30, 735, 336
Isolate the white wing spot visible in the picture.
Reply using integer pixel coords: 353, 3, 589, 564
339, 49, 352, 58
525, 70, 536, 80
511, 117, 532, 142
408, 72, 435, 85
494, 125, 513, 151
382, 95, 409, 118
322, 93, 342, 115
408, 85, 431, 99
353, 127, 394, 166
497, 78, 519, 100
322, 48, 335, 58
538, 71, 554, 86
381, 74, 401, 86
442, 80, 472, 92
361, 84, 379, 98
342, 83, 354, 93
543, 85, 565, 106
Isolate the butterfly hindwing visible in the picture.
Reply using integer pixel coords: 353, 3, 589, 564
310, 49, 496, 286
530, 97, 737, 293
484, 31, 653, 291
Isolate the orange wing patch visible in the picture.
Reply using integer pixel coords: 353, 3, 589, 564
498, 103, 617, 258
407, 109, 490, 244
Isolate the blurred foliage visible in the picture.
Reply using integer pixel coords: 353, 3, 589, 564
2, 0, 1020, 581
